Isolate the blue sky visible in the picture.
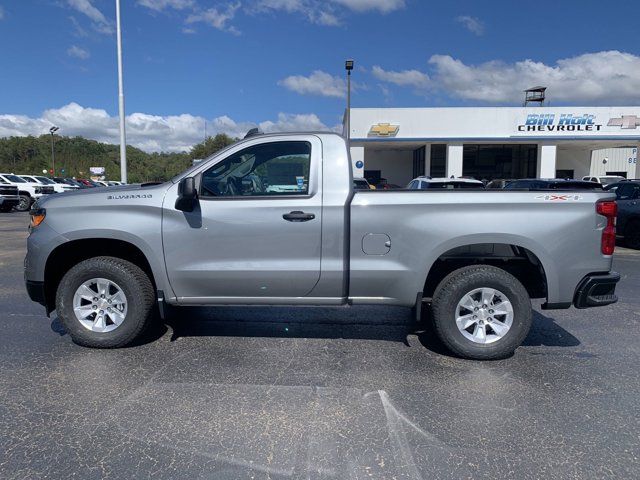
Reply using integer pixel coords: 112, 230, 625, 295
1, 0, 640, 151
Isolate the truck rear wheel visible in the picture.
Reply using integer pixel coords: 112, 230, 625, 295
55, 256, 155, 348
430, 265, 532, 360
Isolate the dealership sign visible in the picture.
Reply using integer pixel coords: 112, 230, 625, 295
518, 114, 603, 132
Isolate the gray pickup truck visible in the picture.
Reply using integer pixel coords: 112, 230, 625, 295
25, 132, 620, 359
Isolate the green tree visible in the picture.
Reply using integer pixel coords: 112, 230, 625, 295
190, 133, 237, 160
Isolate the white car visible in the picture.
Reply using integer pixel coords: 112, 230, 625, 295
0, 173, 55, 211
19, 175, 79, 194
407, 176, 485, 189
582, 175, 626, 186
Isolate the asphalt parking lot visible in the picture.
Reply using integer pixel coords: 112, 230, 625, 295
1, 212, 639, 479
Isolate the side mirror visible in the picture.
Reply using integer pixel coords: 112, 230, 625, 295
175, 177, 198, 212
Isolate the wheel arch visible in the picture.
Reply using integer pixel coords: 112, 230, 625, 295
421, 239, 551, 303
43, 237, 159, 314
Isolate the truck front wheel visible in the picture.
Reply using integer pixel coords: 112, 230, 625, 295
55, 256, 155, 348
431, 265, 532, 360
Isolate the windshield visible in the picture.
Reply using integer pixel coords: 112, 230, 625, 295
35, 176, 55, 184
170, 138, 243, 183
4, 174, 26, 183
600, 177, 624, 186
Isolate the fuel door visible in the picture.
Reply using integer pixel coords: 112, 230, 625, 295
362, 233, 391, 255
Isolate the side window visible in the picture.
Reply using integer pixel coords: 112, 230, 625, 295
407, 180, 418, 189
616, 184, 635, 200
420, 181, 431, 190
200, 141, 311, 198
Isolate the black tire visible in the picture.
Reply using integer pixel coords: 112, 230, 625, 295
15, 194, 32, 212
625, 220, 640, 250
55, 256, 155, 348
431, 265, 532, 360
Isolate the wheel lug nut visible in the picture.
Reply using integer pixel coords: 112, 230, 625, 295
489, 309, 494, 314
474, 307, 478, 311
92, 305, 97, 310
93, 297, 98, 302
473, 315, 477, 319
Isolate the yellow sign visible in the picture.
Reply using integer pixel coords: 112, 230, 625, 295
369, 123, 399, 137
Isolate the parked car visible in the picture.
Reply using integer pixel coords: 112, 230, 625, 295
407, 176, 485, 189
605, 180, 640, 249
353, 178, 375, 190
20, 174, 78, 194
0, 179, 20, 212
485, 179, 514, 189
582, 175, 626, 186
76, 179, 101, 188
504, 179, 603, 190
0, 173, 53, 211
369, 177, 402, 190
26, 132, 619, 360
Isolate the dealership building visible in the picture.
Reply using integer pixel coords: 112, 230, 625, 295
346, 107, 639, 186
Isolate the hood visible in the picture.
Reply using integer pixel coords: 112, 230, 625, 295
35, 182, 170, 209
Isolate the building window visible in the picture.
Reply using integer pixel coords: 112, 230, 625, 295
413, 146, 425, 178
462, 144, 537, 181
430, 144, 446, 177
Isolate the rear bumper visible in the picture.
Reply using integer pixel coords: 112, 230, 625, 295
26, 280, 46, 306
573, 272, 620, 309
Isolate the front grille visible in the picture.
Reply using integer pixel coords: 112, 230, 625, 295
40, 186, 55, 194
0, 185, 18, 196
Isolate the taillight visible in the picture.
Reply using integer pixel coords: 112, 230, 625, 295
596, 200, 617, 255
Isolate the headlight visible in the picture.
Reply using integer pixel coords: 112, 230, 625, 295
34, 186, 43, 194
29, 208, 46, 228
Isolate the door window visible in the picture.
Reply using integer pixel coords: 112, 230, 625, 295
200, 141, 311, 197
616, 184, 639, 200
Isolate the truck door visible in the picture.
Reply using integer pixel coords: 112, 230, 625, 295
162, 136, 323, 301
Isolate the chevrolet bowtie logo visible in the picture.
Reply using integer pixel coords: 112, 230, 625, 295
607, 115, 640, 129
369, 123, 399, 137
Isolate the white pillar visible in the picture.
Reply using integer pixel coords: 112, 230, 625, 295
424, 144, 431, 177
446, 144, 463, 178
634, 144, 639, 179
537, 144, 557, 178
350, 145, 365, 178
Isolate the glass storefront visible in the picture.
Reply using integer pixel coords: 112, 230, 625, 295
462, 144, 537, 181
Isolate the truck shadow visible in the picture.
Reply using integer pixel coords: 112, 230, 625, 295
154, 306, 580, 356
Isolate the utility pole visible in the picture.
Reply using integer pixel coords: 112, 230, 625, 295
345, 60, 354, 149
116, 0, 127, 183
49, 126, 59, 176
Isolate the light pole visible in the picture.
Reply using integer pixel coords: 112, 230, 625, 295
345, 59, 354, 149
49, 126, 59, 176
115, 0, 127, 183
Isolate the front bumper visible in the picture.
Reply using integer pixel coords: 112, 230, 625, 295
573, 272, 620, 309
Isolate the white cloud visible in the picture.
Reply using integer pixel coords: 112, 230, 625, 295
67, 0, 113, 34
428, 50, 640, 104
137, 0, 195, 11
371, 65, 430, 88
455, 15, 484, 35
0, 6, 5, 20
254, 0, 339, 25
67, 45, 90, 60
331, 0, 404, 13
0, 103, 334, 153
185, 2, 241, 34
279, 70, 347, 98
